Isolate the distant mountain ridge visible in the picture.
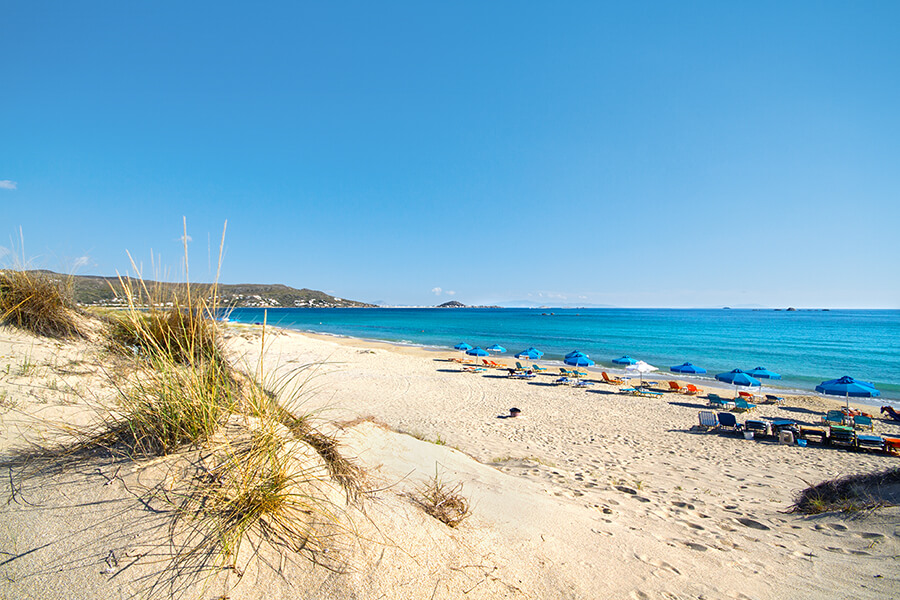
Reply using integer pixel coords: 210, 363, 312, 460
27, 270, 375, 308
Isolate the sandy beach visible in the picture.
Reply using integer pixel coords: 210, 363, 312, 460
2, 322, 899, 599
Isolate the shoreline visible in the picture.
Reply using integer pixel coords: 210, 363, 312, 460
229, 320, 898, 410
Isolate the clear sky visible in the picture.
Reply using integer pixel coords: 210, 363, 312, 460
2, 1, 898, 308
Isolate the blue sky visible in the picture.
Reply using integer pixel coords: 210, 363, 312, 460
2, 1, 898, 308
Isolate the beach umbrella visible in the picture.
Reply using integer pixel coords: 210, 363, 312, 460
625, 360, 658, 385
515, 347, 543, 360
466, 346, 490, 358
564, 351, 595, 368
612, 355, 638, 365
715, 369, 761, 398
486, 344, 507, 353
816, 376, 880, 410
454, 342, 473, 351
746, 367, 781, 380
670, 362, 707, 374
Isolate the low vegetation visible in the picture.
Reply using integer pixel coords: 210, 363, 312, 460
414, 470, 471, 528
790, 468, 900, 515
0, 269, 83, 338
5, 223, 367, 594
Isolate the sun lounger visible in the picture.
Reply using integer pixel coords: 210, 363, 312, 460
856, 434, 885, 452
737, 391, 756, 399
637, 388, 663, 397
852, 415, 874, 430
828, 425, 856, 447
707, 393, 735, 409
685, 384, 703, 395
698, 411, 718, 429
554, 376, 571, 385
462, 366, 486, 373
510, 371, 536, 379
798, 426, 827, 444
744, 419, 769, 436
574, 379, 594, 388
765, 394, 785, 404
717, 412, 740, 431
668, 381, 685, 392
602, 372, 625, 385
531, 364, 547, 373
560, 368, 573, 377
734, 398, 756, 412
884, 437, 900, 455
571, 369, 587, 378
822, 410, 846, 426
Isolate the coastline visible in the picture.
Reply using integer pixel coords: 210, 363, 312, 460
234, 319, 897, 411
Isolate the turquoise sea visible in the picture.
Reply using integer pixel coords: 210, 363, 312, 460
225, 308, 900, 403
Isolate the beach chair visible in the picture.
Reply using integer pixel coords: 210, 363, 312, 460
602, 372, 624, 385
734, 398, 756, 412
707, 393, 734, 409
554, 376, 571, 385
822, 410, 846, 426
637, 388, 663, 398
884, 436, 900, 455
828, 425, 856, 447
685, 384, 703, 396
531, 364, 547, 373
856, 434, 885, 452
717, 411, 740, 431
560, 368, 572, 377
765, 394, 785, 404
737, 391, 755, 399
852, 415, 874, 431
571, 369, 587, 378
574, 379, 594, 388
510, 371, 536, 380
515, 362, 529, 372
698, 411, 718, 430
744, 419, 769, 437
668, 381, 685, 392
798, 425, 827, 444
463, 366, 486, 373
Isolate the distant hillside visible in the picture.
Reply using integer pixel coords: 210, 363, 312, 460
436, 300, 466, 308
27, 271, 375, 308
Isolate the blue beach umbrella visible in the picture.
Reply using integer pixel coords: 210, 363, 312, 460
466, 347, 490, 361
486, 344, 507, 353
715, 369, 761, 398
670, 362, 707, 374
746, 367, 781, 380
612, 355, 638, 365
816, 376, 881, 410
565, 351, 595, 368
515, 347, 543, 360
454, 342, 473, 351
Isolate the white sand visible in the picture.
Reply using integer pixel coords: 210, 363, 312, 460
1, 322, 899, 599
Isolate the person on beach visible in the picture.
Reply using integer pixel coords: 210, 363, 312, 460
881, 405, 900, 422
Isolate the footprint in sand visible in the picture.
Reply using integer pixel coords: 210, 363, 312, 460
683, 541, 708, 551
736, 517, 770, 531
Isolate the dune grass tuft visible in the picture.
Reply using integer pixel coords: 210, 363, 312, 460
168, 417, 349, 576
790, 467, 900, 515
0, 269, 83, 338
104, 357, 237, 456
414, 470, 471, 528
